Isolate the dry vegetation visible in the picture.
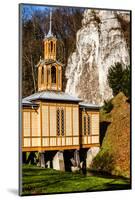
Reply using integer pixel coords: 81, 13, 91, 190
93, 92, 130, 178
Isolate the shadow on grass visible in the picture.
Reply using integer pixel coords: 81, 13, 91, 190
87, 170, 130, 182
22, 165, 131, 195
86, 179, 131, 192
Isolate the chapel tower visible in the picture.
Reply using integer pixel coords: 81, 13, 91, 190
37, 9, 63, 92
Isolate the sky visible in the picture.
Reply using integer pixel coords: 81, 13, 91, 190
20, 4, 51, 20
21, 3, 130, 22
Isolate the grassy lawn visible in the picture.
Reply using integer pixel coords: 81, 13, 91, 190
22, 164, 130, 195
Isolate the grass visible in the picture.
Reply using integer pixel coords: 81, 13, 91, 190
21, 164, 131, 195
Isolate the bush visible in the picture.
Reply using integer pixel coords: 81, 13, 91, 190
92, 150, 114, 173
102, 99, 113, 113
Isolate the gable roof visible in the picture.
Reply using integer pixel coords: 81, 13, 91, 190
22, 99, 39, 107
22, 91, 81, 105
22, 91, 100, 110
79, 102, 100, 110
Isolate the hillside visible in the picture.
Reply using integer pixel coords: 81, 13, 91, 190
92, 92, 130, 178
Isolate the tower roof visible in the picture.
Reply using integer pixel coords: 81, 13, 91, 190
36, 59, 64, 68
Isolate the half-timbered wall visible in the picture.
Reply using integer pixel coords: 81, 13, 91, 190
22, 104, 100, 152
22, 108, 41, 148
81, 110, 99, 148
22, 102, 80, 151
41, 102, 79, 149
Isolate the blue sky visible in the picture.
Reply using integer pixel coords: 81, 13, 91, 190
21, 4, 52, 20
20, 4, 85, 20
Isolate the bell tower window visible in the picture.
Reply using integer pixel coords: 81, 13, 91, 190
51, 66, 56, 83
41, 67, 44, 84
51, 41, 53, 52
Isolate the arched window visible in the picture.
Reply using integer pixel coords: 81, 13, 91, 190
51, 66, 56, 83
61, 109, 64, 136
56, 109, 60, 136
84, 115, 86, 135
56, 108, 65, 136
41, 67, 44, 84
51, 41, 53, 52
88, 115, 90, 135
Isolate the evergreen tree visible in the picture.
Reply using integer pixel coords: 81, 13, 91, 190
122, 65, 131, 99
107, 62, 130, 99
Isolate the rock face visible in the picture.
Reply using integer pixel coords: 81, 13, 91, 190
53, 151, 65, 171
86, 147, 100, 168
65, 10, 130, 105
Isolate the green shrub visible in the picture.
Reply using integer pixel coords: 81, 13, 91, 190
92, 150, 114, 173
102, 99, 113, 113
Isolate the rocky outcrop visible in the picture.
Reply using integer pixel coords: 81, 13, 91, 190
65, 10, 130, 105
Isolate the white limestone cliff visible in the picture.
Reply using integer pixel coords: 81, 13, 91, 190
65, 9, 130, 105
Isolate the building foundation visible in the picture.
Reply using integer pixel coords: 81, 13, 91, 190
53, 151, 65, 171
37, 151, 46, 168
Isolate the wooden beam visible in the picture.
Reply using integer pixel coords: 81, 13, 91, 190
48, 104, 50, 146
23, 135, 79, 139
60, 108, 62, 146
44, 65, 47, 89
49, 65, 51, 90
40, 102, 42, 147
56, 106, 58, 146
65, 106, 66, 146
22, 145, 80, 152
60, 67, 62, 91
22, 143, 100, 152
30, 111, 32, 147
71, 105, 73, 145
38, 66, 42, 91
56, 65, 58, 91
81, 143, 100, 148
22, 111, 24, 147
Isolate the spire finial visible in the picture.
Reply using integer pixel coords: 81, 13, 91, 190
44, 8, 56, 39
45, 8, 53, 38
49, 8, 52, 35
